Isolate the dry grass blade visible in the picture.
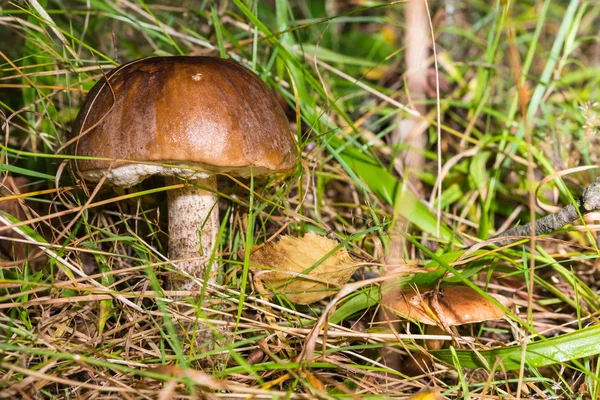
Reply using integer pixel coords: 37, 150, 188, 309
0, 213, 144, 312
147, 365, 313, 397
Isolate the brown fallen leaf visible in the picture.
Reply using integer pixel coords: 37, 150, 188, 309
250, 233, 361, 304
147, 365, 288, 397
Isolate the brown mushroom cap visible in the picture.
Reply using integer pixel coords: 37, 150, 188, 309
70, 56, 297, 186
391, 286, 512, 326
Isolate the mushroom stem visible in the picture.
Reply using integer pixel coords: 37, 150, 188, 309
165, 175, 219, 290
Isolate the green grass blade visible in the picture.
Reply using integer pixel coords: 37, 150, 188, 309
432, 324, 600, 370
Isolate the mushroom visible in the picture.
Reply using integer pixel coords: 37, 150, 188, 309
392, 285, 511, 327
389, 285, 513, 374
69, 56, 297, 290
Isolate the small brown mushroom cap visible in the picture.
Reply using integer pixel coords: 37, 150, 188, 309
70, 56, 297, 186
391, 285, 512, 326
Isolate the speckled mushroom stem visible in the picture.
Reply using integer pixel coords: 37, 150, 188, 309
165, 176, 219, 290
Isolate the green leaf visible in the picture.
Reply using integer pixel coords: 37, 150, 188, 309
211, 4, 227, 58
89, 246, 113, 335
329, 285, 380, 324
394, 185, 455, 243
0, 164, 56, 182
299, 44, 380, 68
338, 147, 396, 203
431, 324, 600, 370
334, 142, 455, 242
469, 151, 490, 200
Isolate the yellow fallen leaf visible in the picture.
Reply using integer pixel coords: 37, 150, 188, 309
380, 25, 398, 45
250, 233, 360, 304
304, 370, 326, 393
361, 66, 387, 80
408, 388, 442, 400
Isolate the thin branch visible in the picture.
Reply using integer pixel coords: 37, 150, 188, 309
483, 177, 600, 247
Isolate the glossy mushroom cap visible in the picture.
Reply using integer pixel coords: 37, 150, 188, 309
70, 56, 297, 187
391, 286, 512, 326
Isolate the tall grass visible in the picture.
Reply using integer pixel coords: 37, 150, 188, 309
1, 0, 600, 398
